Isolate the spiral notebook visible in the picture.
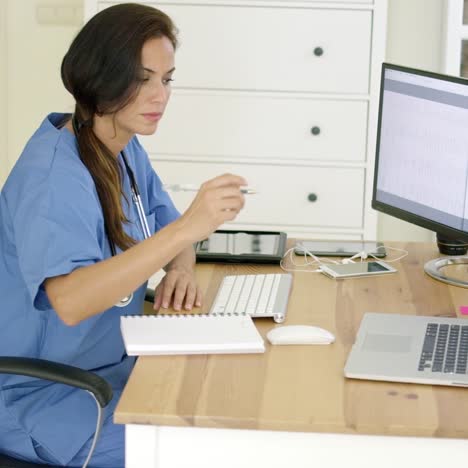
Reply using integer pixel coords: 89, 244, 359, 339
120, 313, 265, 355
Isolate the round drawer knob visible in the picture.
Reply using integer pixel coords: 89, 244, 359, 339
311, 126, 321, 136
313, 47, 324, 57
307, 193, 318, 202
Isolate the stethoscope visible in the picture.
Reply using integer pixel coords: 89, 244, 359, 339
72, 115, 151, 307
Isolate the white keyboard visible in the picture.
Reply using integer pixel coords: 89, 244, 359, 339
209, 273, 293, 323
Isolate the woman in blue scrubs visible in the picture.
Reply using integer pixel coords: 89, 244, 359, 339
0, 3, 246, 466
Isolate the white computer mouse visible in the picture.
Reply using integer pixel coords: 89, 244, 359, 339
267, 325, 335, 345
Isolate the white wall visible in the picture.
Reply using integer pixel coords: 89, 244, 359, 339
0, 1, 8, 187
3, 0, 81, 189
380, 0, 444, 242
0, 0, 448, 241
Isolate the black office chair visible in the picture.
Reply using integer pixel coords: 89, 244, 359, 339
0, 288, 156, 468
0, 357, 113, 468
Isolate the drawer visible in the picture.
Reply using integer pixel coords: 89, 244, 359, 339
153, 161, 365, 228
154, 5, 371, 94
292, 233, 363, 241
142, 92, 368, 162
118, 1, 373, 5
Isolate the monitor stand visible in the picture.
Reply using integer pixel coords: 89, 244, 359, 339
425, 256, 468, 288
424, 234, 468, 287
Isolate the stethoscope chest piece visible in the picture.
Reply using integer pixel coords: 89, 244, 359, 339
115, 293, 133, 308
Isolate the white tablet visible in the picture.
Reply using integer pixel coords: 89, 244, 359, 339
319, 261, 397, 279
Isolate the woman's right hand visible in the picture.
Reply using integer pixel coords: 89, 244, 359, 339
176, 173, 247, 242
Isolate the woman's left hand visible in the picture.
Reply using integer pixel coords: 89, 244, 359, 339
153, 266, 203, 311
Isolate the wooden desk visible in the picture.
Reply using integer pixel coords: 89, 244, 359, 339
116, 242, 468, 467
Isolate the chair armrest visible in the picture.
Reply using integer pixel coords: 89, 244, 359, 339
0, 357, 112, 408
145, 287, 155, 303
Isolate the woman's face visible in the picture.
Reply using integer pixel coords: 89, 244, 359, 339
113, 36, 175, 139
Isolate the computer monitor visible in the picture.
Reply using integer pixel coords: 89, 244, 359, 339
373, 63, 468, 246
373, 63, 468, 286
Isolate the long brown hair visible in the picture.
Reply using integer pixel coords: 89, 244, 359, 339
61, 3, 178, 251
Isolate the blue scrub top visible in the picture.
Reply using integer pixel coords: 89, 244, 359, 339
0, 113, 180, 464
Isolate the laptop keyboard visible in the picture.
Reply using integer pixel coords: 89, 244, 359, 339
418, 323, 468, 374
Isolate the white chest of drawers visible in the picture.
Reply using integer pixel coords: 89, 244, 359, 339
86, 0, 387, 240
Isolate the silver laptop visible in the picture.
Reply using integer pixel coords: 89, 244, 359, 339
344, 313, 468, 387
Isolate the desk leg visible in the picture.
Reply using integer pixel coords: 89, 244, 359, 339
125, 424, 160, 468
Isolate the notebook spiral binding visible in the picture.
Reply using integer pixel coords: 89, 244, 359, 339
126, 312, 249, 318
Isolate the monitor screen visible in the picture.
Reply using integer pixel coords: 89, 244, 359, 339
373, 63, 468, 242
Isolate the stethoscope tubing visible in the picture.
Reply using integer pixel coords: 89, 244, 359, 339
120, 151, 152, 242
114, 151, 151, 307
72, 115, 150, 307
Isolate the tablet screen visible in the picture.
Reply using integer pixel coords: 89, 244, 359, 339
197, 232, 280, 255
295, 240, 386, 257
325, 262, 391, 275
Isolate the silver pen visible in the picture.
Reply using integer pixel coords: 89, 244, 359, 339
163, 184, 257, 195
